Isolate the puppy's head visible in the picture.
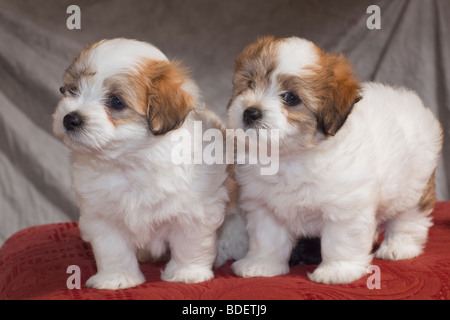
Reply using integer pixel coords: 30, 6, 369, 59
52, 38, 197, 154
227, 36, 361, 149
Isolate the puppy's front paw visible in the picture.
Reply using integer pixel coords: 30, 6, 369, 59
375, 239, 423, 261
232, 256, 289, 278
308, 261, 367, 284
161, 261, 214, 283
86, 271, 145, 290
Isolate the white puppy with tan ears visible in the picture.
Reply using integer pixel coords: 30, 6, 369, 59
227, 36, 443, 284
52, 38, 246, 289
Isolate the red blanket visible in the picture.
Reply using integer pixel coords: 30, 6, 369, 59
1, 202, 449, 300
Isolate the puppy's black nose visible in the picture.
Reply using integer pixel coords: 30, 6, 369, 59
243, 106, 262, 125
63, 112, 83, 131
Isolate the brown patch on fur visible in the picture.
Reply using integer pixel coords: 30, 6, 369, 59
130, 59, 194, 135
305, 47, 361, 136
100, 75, 147, 128
228, 36, 281, 109
278, 74, 314, 120
276, 73, 324, 140
234, 36, 279, 73
225, 164, 240, 210
418, 171, 437, 212
104, 102, 147, 128
285, 107, 320, 140
104, 59, 194, 135
63, 40, 103, 85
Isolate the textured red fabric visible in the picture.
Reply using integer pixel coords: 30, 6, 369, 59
1, 202, 449, 300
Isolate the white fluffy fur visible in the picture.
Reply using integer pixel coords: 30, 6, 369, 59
228, 37, 443, 284
53, 39, 245, 289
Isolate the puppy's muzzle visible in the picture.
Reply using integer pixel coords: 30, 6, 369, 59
243, 106, 262, 126
63, 111, 83, 131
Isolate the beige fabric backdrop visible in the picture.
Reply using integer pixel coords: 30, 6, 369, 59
1, 0, 449, 245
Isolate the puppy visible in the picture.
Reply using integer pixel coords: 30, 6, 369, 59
52, 38, 245, 289
227, 36, 443, 284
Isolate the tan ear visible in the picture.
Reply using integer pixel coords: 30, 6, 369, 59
147, 61, 194, 136
315, 53, 361, 136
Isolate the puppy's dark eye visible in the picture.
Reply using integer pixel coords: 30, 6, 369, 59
248, 80, 256, 89
108, 95, 125, 110
281, 92, 301, 107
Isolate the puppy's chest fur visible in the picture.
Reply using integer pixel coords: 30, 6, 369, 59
238, 158, 322, 228
72, 154, 194, 228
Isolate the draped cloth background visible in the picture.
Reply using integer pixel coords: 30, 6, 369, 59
0, 0, 449, 245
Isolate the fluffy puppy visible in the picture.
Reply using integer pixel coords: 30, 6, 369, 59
227, 36, 443, 284
53, 38, 244, 289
